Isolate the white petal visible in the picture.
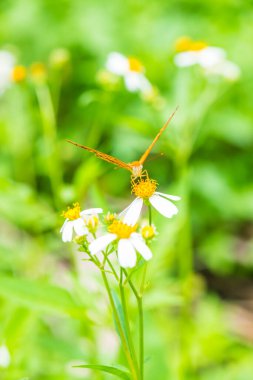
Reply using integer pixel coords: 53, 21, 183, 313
155, 191, 181, 201
149, 194, 178, 218
0, 345, 11, 368
89, 233, 117, 255
105, 52, 129, 75
199, 47, 226, 68
124, 72, 143, 92
73, 218, 88, 235
80, 208, 103, 216
60, 218, 68, 233
130, 233, 152, 261
122, 198, 143, 226
118, 239, 137, 268
174, 51, 200, 67
61, 221, 74, 242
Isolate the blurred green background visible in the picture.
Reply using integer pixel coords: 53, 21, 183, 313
0, 0, 253, 379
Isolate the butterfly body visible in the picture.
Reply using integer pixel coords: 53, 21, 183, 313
67, 107, 177, 177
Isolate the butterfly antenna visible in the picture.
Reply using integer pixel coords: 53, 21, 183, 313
139, 106, 178, 165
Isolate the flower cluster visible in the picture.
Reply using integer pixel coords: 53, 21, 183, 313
60, 176, 180, 268
174, 36, 240, 81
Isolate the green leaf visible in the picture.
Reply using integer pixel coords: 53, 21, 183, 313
111, 289, 128, 341
74, 364, 131, 380
0, 275, 85, 318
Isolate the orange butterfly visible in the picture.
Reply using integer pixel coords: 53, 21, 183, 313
67, 107, 178, 177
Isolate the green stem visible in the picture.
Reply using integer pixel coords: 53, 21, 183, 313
35, 83, 62, 206
119, 269, 139, 376
90, 253, 138, 380
148, 205, 152, 226
100, 268, 138, 380
123, 270, 144, 380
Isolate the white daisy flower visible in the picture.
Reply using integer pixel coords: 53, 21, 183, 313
121, 177, 180, 226
105, 52, 152, 94
0, 50, 15, 95
60, 202, 103, 242
174, 37, 240, 80
89, 220, 152, 268
0, 344, 11, 368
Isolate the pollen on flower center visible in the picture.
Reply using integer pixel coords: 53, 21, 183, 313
108, 220, 137, 239
175, 37, 208, 52
128, 57, 143, 73
62, 202, 81, 220
132, 178, 157, 199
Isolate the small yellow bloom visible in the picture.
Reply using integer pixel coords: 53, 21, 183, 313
12, 65, 26, 82
30, 62, 47, 83
104, 212, 117, 225
141, 225, 156, 240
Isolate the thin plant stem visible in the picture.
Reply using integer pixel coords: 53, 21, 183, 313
90, 254, 138, 380
123, 269, 144, 380
148, 205, 152, 225
119, 268, 139, 376
35, 83, 62, 206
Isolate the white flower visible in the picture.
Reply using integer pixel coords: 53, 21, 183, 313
105, 52, 152, 94
0, 50, 15, 95
89, 220, 152, 268
60, 203, 103, 242
121, 177, 180, 226
174, 37, 240, 80
174, 47, 226, 68
205, 60, 241, 81
0, 344, 11, 368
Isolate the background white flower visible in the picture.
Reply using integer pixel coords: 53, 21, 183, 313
174, 37, 240, 80
105, 51, 153, 94
0, 50, 16, 95
89, 220, 152, 268
0, 344, 11, 368
60, 203, 103, 242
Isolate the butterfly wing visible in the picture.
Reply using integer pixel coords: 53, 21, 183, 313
139, 107, 178, 165
66, 140, 132, 172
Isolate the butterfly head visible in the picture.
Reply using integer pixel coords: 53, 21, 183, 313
129, 161, 143, 177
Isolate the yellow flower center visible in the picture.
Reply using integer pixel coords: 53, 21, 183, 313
12, 65, 26, 82
62, 202, 81, 220
128, 57, 144, 73
141, 225, 155, 239
175, 37, 208, 52
132, 178, 157, 199
108, 220, 137, 239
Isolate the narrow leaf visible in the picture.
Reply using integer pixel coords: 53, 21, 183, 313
74, 364, 131, 380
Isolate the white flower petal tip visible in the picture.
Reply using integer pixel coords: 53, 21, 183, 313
130, 233, 152, 261
80, 208, 103, 216
0, 345, 11, 368
156, 192, 181, 201
89, 233, 117, 255
122, 198, 143, 226
149, 194, 179, 218
61, 221, 74, 242
118, 239, 137, 268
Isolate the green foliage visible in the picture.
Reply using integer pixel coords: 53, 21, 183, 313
0, 0, 253, 379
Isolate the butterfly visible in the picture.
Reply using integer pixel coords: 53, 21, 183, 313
67, 107, 178, 177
